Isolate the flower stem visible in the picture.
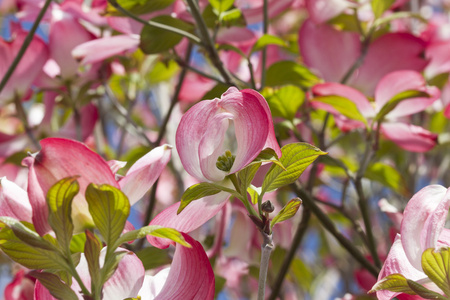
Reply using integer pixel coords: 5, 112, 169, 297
0, 0, 52, 94
258, 232, 273, 300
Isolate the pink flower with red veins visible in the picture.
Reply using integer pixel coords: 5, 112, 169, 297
371, 185, 450, 299
148, 87, 281, 248
0, 137, 171, 236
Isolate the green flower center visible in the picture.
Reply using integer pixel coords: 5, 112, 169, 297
216, 150, 236, 172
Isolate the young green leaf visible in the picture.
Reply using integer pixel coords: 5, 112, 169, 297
0, 217, 56, 251
85, 183, 130, 247
84, 230, 102, 295
265, 85, 305, 121
47, 177, 79, 251
311, 95, 368, 126
238, 163, 261, 196
270, 198, 302, 229
70, 233, 87, 253
422, 247, 450, 297
221, 8, 246, 26
115, 225, 190, 248
0, 226, 69, 271
374, 90, 430, 122
248, 149, 284, 169
407, 279, 448, 300
251, 34, 287, 53
247, 185, 259, 205
369, 273, 416, 295
262, 143, 327, 194
178, 182, 223, 214
140, 16, 194, 54
209, 0, 234, 13
266, 61, 320, 88
30, 271, 79, 300
371, 0, 395, 19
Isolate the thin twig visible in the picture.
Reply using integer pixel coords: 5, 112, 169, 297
258, 232, 273, 300
14, 95, 40, 150
259, 0, 269, 89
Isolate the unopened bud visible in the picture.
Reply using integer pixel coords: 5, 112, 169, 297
261, 200, 275, 213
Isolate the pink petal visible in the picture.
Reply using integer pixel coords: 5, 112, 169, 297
0, 177, 32, 223
312, 83, 375, 118
34, 280, 58, 300
58, 103, 99, 141
139, 268, 171, 299
216, 27, 257, 55
0, 24, 49, 103
237, 0, 294, 24
148, 192, 230, 249
380, 123, 438, 153
49, 16, 94, 79
374, 71, 440, 118
422, 188, 450, 251
424, 41, 450, 79
119, 145, 172, 206
376, 235, 428, 300
299, 19, 361, 82
72, 34, 140, 65
304, 0, 349, 24
155, 233, 215, 300
4, 270, 34, 300
23, 138, 118, 235
351, 33, 428, 95
107, 160, 127, 175
400, 185, 447, 270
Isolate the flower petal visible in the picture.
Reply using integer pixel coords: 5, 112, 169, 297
154, 233, 215, 300
119, 145, 172, 205
148, 192, 230, 249
0, 177, 32, 223
374, 71, 439, 118
304, 0, 349, 24
380, 123, 438, 153
375, 235, 428, 300
422, 188, 450, 250
299, 19, 361, 82
400, 185, 447, 270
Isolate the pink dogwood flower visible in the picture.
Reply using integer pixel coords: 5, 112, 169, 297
148, 87, 281, 248
0, 137, 171, 236
373, 185, 450, 299
311, 70, 440, 152
34, 234, 214, 300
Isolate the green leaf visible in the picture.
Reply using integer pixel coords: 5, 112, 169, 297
311, 95, 368, 126
250, 148, 284, 169
422, 247, 450, 297
371, 0, 395, 19
69, 233, 87, 253
265, 85, 305, 121
247, 185, 259, 205
209, 0, 234, 13
140, 15, 194, 54
374, 90, 430, 122
261, 143, 327, 194
47, 177, 79, 251
0, 217, 56, 251
115, 226, 190, 248
238, 163, 261, 195
369, 273, 416, 295
270, 198, 302, 229
0, 226, 69, 270
220, 8, 246, 27
251, 34, 287, 53
266, 61, 320, 88
136, 247, 171, 270
85, 184, 130, 247
30, 271, 79, 300
178, 183, 223, 214
84, 230, 102, 294
202, 83, 230, 100
106, 0, 176, 16
364, 163, 407, 195
147, 60, 180, 84
407, 279, 449, 299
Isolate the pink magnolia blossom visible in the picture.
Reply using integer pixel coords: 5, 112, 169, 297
373, 185, 450, 299
299, 19, 428, 95
311, 70, 440, 152
148, 87, 281, 248
0, 138, 171, 236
